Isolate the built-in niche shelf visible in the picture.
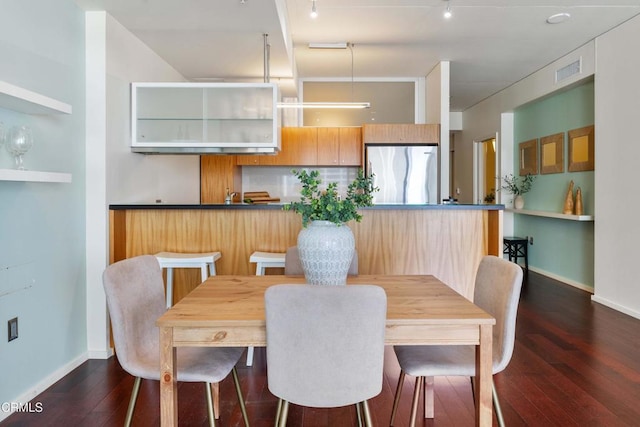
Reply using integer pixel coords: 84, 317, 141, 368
0, 81, 72, 115
0, 81, 72, 183
506, 208, 594, 222
0, 169, 72, 183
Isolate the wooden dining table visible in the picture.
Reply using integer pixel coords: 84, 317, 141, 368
156, 274, 496, 426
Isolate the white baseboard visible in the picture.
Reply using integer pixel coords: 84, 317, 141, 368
591, 295, 640, 320
0, 352, 88, 422
526, 266, 640, 320
526, 266, 594, 293
88, 347, 114, 359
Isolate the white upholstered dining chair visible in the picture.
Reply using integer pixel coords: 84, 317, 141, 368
390, 255, 523, 427
265, 284, 387, 426
103, 255, 249, 427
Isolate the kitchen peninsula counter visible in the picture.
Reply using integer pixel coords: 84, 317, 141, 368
110, 203, 503, 211
110, 203, 503, 301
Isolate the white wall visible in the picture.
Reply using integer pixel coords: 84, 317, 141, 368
426, 62, 450, 201
85, 12, 193, 358
591, 15, 640, 317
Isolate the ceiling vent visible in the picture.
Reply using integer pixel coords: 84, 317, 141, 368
556, 58, 582, 83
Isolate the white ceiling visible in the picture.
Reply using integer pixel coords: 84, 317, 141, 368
74, 0, 640, 111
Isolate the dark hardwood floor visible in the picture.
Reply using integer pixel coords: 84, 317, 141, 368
3, 271, 640, 426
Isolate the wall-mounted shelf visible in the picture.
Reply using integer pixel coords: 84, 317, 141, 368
0, 82, 72, 182
0, 80, 72, 115
0, 169, 72, 183
506, 208, 594, 222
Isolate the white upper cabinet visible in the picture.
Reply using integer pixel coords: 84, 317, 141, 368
131, 82, 281, 154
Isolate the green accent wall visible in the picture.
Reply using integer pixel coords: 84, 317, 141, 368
0, 0, 86, 405
514, 81, 594, 288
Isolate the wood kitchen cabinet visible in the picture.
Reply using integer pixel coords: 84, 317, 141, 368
236, 127, 362, 167
235, 153, 279, 165
236, 127, 317, 166
278, 127, 318, 165
200, 155, 242, 203
317, 127, 362, 166
363, 124, 439, 144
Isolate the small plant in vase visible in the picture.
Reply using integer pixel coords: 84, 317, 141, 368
283, 169, 377, 285
283, 169, 377, 226
500, 173, 535, 209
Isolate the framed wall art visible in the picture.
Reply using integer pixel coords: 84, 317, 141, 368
519, 138, 538, 176
540, 132, 564, 174
568, 125, 594, 172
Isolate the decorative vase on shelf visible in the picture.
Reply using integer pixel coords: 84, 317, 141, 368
514, 194, 525, 209
6, 125, 33, 170
297, 220, 355, 286
563, 180, 575, 215
575, 187, 583, 215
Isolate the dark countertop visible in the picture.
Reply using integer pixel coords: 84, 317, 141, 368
109, 203, 504, 211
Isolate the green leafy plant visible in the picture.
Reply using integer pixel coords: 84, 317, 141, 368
500, 173, 535, 196
283, 169, 378, 227
484, 190, 496, 203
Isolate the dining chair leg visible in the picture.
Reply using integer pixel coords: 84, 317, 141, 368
362, 400, 373, 427
492, 379, 505, 427
275, 398, 283, 426
211, 382, 220, 419
205, 382, 216, 427
409, 376, 424, 427
389, 370, 405, 426
277, 400, 289, 427
124, 377, 142, 427
424, 376, 435, 418
231, 367, 250, 426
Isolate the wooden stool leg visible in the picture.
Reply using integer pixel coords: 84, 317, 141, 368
165, 267, 173, 308
246, 347, 254, 366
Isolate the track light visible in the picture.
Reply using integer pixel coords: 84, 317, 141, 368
310, 0, 318, 19
444, 0, 452, 19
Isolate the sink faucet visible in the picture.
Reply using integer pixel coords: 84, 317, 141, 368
225, 188, 237, 204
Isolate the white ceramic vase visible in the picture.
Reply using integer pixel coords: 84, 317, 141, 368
297, 220, 355, 285
514, 194, 525, 209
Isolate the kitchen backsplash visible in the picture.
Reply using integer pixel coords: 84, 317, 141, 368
241, 166, 360, 203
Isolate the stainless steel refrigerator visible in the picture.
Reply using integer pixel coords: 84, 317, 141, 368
365, 145, 439, 204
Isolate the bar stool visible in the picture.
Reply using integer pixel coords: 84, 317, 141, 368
249, 251, 286, 275
155, 251, 221, 308
503, 236, 528, 275
245, 251, 286, 366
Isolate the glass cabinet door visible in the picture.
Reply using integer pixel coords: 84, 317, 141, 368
131, 83, 279, 153
203, 86, 274, 143
136, 86, 204, 143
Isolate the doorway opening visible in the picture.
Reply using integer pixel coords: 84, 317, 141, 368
473, 136, 497, 204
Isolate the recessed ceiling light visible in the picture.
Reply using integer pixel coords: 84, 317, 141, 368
546, 12, 571, 24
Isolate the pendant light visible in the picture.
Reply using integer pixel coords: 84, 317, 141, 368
277, 42, 370, 109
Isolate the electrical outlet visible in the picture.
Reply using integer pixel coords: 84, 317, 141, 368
8, 317, 18, 342
529, 236, 534, 245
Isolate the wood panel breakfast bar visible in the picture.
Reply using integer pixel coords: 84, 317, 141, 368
109, 203, 503, 300
156, 274, 496, 426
